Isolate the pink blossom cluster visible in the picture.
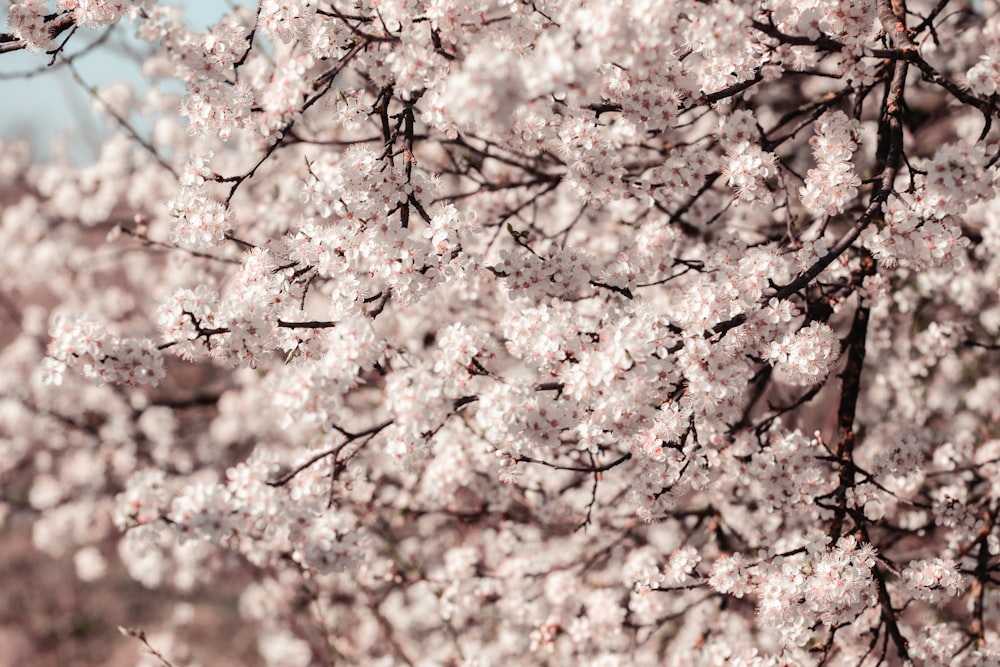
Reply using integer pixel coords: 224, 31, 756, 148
918, 141, 998, 218
7, 0, 147, 51
718, 110, 777, 207
43, 314, 165, 386
764, 320, 841, 386
967, 49, 1000, 97
179, 78, 255, 141
58, 0, 147, 29
759, 535, 878, 640
167, 185, 234, 248
6, 0, 51, 52
861, 198, 972, 269
900, 557, 966, 603
799, 110, 862, 217
771, 0, 876, 44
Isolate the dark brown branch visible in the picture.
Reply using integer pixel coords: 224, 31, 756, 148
516, 452, 632, 474
829, 253, 877, 541
267, 420, 393, 487
277, 319, 338, 329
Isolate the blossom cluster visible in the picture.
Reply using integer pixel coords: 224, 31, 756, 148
764, 320, 841, 387
6, 0, 51, 52
167, 184, 234, 248
861, 198, 973, 270
42, 314, 165, 387
918, 141, 997, 218
799, 110, 862, 217
967, 50, 1000, 97
900, 558, 966, 603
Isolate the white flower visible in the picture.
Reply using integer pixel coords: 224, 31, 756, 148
722, 141, 777, 205
766, 321, 841, 386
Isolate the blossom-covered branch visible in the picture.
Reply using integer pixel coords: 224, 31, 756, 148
4, 0, 1000, 664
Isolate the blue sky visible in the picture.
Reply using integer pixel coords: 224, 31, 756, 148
1, 1, 249, 162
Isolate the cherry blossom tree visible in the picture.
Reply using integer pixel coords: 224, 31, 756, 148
3, 0, 1000, 665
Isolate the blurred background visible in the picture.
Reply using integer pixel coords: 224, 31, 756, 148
1, 5, 264, 666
